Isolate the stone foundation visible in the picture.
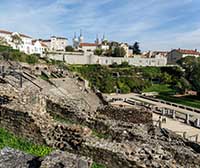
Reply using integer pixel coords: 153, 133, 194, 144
97, 105, 153, 124
0, 106, 45, 144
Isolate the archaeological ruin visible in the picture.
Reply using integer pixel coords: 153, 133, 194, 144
0, 61, 200, 168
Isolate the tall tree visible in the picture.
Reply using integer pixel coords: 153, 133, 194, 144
132, 42, 141, 55
178, 56, 200, 94
65, 45, 74, 52
113, 47, 126, 57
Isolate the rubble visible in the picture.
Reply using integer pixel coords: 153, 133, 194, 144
0, 148, 92, 168
0, 75, 200, 168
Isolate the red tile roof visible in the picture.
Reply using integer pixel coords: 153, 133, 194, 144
176, 49, 200, 55
0, 29, 32, 39
32, 40, 48, 47
40, 42, 48, 47
80, 43, 97, 47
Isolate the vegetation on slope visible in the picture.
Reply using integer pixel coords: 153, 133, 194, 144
0, 45, 39, 64
69, 64, 190, 94
0, 127, 52, 157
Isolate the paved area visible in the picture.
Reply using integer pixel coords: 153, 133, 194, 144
105, 93, 200, 143
104, 93, 200, 119
153, 113, 200, 142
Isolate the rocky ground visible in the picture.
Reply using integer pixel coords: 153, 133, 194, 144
0, 62, 200, 168
0, 148, 92, 168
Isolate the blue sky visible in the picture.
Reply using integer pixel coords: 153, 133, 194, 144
1, 0, 200, 51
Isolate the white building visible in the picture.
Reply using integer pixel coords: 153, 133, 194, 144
32, 40, 48, 55
119, 43, 129, 58
50, 36, 68, 51
79, 43, 98, 53
167, 49, 200, 64
0, 30, 33, 54
40, 39, 51, 50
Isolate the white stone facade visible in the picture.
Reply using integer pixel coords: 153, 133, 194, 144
50, 36, 68, 51
32, 40, 48, 55
0, 30, 33, 54
47, 52, 167, 66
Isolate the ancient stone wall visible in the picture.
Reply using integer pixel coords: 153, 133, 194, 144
97, 105, 153, 124
0, 106, 45, 144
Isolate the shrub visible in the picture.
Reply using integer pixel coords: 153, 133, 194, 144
94, 48, 103, 56
25, 54, 39, 64
65, 45, 74, 52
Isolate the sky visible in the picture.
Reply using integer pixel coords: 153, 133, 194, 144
0, 0, 200, 51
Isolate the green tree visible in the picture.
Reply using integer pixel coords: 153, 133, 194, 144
65, 45, 74, 52
161, 72, 172, 84
177, 56, 200, 94
131, 42, 141, 55
94, 48, 103, 56
113, 47, 126, 57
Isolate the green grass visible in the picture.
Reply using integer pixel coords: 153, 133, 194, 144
0, 127, 52, 157
92, 162, 107, 168
158, 95, 200, 109
40, 74, 49, 81
143, 84, 176, 95
92, 130, 110, 139
52, 114, 75, 125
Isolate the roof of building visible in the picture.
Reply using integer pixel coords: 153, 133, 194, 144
32, 40, 48, 47
0, 30, 32, 39
39, 39, 51, 43
80, 43, 97, 47
40, 42, 48, 47
175, 49, 200, 55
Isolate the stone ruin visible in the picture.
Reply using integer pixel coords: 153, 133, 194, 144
0, 148, 92, 168
0, 81, 200, 168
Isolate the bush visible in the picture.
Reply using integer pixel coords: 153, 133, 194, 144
65, 45, 74, 52
26, 54, 39, 64
94, 48, 103, 56
69, 64, 189, 94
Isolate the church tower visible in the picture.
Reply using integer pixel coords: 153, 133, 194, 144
95, 34, 100, 45
102, 34, 108, 44
79, 30, 84, 43
73, 32, 79, 48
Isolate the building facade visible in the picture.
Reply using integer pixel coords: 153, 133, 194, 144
47, 52, 167, 67
79, 43, 97, 53
167, 49, 200, 64
0, 30, 33, 54
32, 40, 48, 55
50, 36, 68, 51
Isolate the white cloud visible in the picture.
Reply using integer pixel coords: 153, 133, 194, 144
0, 0, 199, 51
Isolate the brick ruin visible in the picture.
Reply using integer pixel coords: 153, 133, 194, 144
1, 81, 200, 168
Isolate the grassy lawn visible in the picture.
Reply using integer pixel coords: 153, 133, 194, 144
158, 95, 200, 109
143, 84, 200, 109
143, 84, 176, 95
0, 127, 52, 157
0, 127, 107, 167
